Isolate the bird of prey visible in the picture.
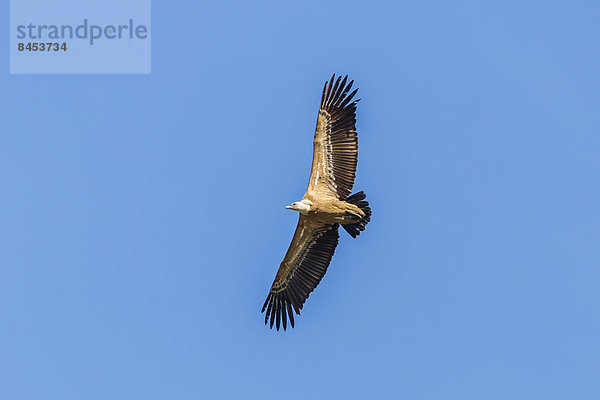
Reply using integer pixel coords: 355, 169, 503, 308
262, 74, 371, 331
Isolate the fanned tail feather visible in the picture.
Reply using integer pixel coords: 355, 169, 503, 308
342, 191, 371, 238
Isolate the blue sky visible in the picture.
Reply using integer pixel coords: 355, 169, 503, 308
2, 1, 600, 398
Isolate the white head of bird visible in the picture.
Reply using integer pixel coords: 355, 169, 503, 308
285, 199, 313, 214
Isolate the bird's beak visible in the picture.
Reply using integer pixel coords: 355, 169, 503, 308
285, 205, 293, 210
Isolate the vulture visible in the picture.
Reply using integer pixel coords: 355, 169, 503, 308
261, 74, 371, 331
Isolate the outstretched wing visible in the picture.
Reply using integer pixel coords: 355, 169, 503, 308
308, 74, 359, 200
262, 216, 339, 331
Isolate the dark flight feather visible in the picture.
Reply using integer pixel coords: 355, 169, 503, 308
262, 220, 339, 331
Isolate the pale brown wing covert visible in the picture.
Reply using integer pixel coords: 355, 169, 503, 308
308, 74, 360, 200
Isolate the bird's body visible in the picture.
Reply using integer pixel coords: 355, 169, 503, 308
262, 74, 371, 331
289, 195, 364, 224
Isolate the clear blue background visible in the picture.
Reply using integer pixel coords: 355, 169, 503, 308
2, 1, 600, 398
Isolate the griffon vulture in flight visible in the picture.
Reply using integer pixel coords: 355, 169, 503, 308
262, 74, 371, 331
